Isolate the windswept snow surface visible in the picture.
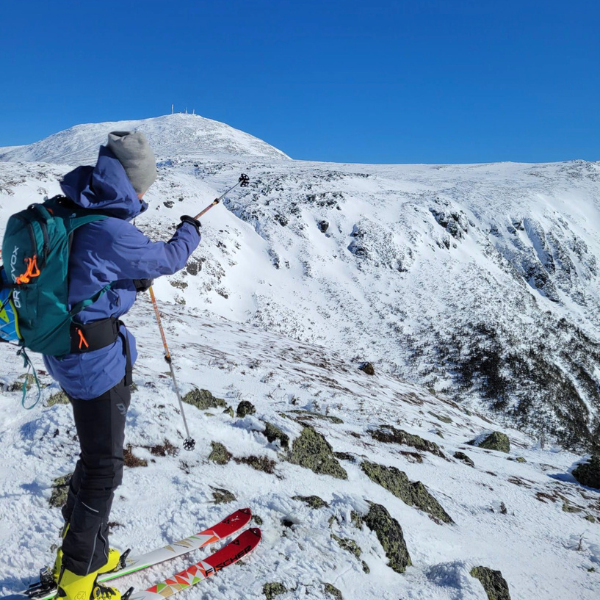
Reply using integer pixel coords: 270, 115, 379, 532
0, 306, 599, 600
1, 116, 600, 599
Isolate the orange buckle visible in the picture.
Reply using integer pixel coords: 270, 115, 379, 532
77, 328, 89, 350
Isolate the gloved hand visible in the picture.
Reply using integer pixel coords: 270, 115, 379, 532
133, 278, 154, 293
177, 215, 201, 235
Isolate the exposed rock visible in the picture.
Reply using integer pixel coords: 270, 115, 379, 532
323, 583, 343, 599
572, 455, 600, 489
516, 457, 527, 463
211, 486, 236, 504
182, 388, 226, 410
359, 362, 375, 376
361, 461, 453, 523
454, 451, 475, 467
318, 220, 329, 233
332, 534, 362, 559
263, 421, 290, 449
371, 425, 445, 458
46, 391, 69, 407
290, 410, 344, 424
470, 566, 511, 600
361, 561, 370, 573
234, 455, 276, 474
208, 441, 232, 465
292, 495, 329, 509
350, 511, 364, 529
223, 406, 235, 418
236, 400, 256, 418
468, 431, 511, 453
288, 426, 348, 480
263, 583, 287, 599
253, 515, 264, 525
334, 452, 355, 462
49, 473, 71, 508
363, 502, 412, 573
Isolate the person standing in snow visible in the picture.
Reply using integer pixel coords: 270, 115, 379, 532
44, 131, 201, 600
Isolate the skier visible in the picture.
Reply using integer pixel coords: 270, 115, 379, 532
43, 131, 201, 600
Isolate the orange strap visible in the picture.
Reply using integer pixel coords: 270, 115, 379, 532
76, 328, 89, 350
16, 256, 41, 284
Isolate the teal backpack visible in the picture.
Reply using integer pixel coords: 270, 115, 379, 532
1, 196, 112, 405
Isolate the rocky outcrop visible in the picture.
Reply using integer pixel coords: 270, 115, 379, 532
363, 503, 412, 573
182, 388, 226, 410
288, 426, 348, 480
236, 400, 256, 417
470, 566, 511, 600
361, 461, 453, 523
468, 432, 510, 453
371, 425, 445, 458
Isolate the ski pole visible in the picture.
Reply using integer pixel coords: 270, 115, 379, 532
193, 173, 249, 220
148, 286, 196, 451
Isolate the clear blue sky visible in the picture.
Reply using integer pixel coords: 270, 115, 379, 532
1, 0, 598, 163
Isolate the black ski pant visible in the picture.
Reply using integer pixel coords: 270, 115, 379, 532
61, 378, 131, 576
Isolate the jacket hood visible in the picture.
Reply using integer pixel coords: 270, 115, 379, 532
60, 146, 148, 220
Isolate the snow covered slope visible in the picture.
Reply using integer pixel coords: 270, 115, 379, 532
4, 150, 598, 449
0, 306, 599, 600
0, 114, 290, 164
0, 115, 600, 600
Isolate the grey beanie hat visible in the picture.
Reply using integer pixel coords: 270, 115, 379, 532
107, 131, 157, 195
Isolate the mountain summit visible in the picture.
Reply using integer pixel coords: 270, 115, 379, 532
0, 113, 290, 164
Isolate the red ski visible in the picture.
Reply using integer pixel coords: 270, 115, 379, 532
127, 528, 262, 600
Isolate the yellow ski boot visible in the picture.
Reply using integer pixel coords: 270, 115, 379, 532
57, 568, 121, 600
52, 525, 121, 584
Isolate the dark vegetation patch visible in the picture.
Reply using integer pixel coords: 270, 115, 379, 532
361, 461, 453, 524
572, 455, 600, 490
124, 445, 148, 468
288, 426, 348, 479
334, 452, 356, 462
147, 439, 179, 457
363, 503, 412, 573
418, 320, 600, 452
182, 388, 226, 410
234, 455, 277, 474
370, 425, 445, 458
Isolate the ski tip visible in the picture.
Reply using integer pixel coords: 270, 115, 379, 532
239, 507, 252, 516
248, 527, 262, 540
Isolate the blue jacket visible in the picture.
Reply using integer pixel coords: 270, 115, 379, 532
44, 146, 200, 399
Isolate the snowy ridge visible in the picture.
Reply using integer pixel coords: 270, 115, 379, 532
0, 114, 290, 164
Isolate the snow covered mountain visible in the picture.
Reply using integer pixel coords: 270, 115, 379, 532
0, 114, 290, 164
0, 114, 599, 599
